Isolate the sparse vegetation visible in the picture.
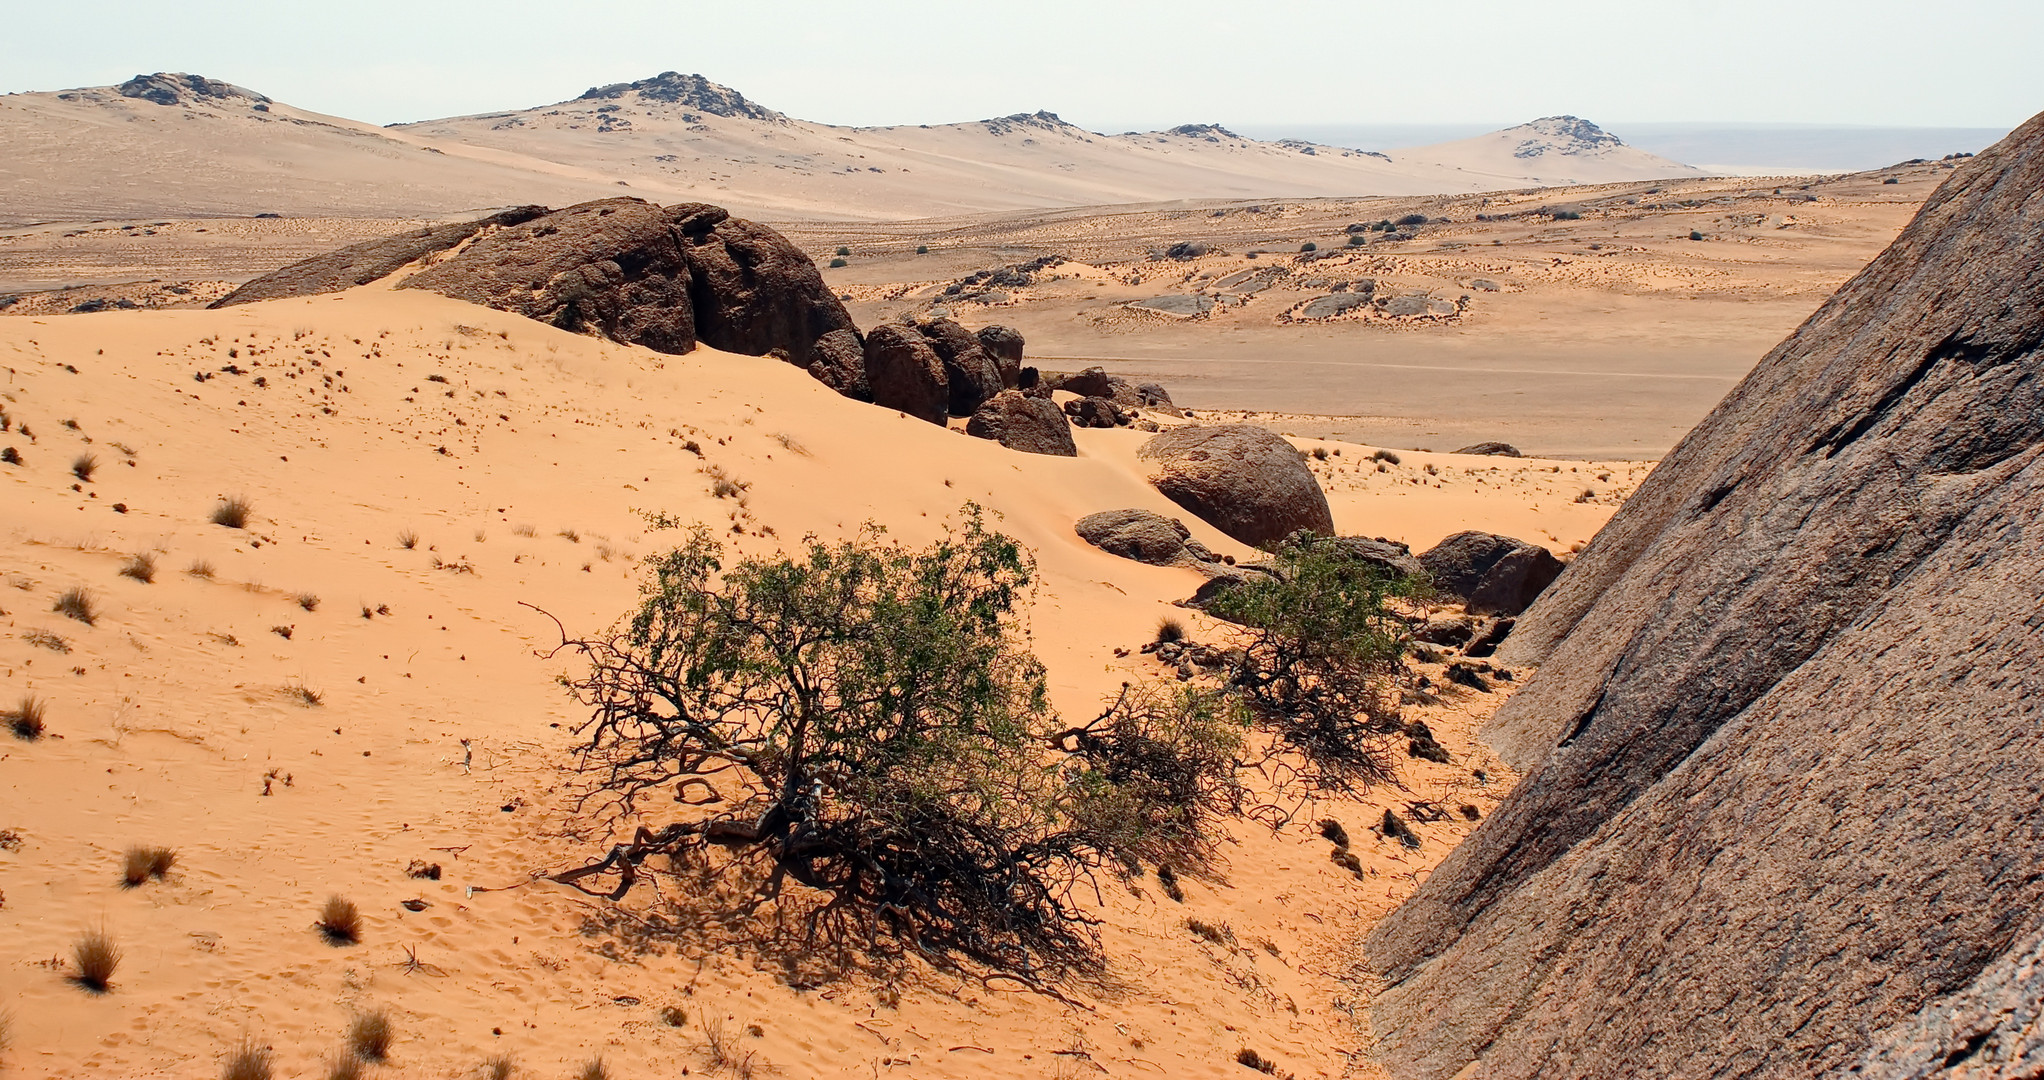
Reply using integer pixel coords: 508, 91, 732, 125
828, 257, 848, 268
1299, 242, 1316, 252
1370, 449, 1400, 465
346, 1010, 393, 1062
324, 1051, 365, 1080
1318, 818, 1351, 847
1346, 233, 1366, 246
1237, 1048, 1278, 1073
71, 927, 121, 992
25, 629, 70, 653
577, 1057, 609, 1080
398, 530, 419, 550
0, 447, 19, 466
72, 453, 98, 482
835, 246, 852, 256
482, 1054, 515, 1080
1153, 616, 1187, 646
222, 1039, 273, 1080
317, 895, 362, 944
6, 695, 47, 740
287, 683, 324, 707
120, 553, 157, 583
552, 509, 1235, 971
295, 593, 320, 612
915, 244, 929, 254
54, 587, 97, 626
187, 560, 216, 579
212, 496, 252, 529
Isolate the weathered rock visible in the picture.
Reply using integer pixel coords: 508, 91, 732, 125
1460, 617, 1515, 659
862, 324, 948, 425
1418, 532, 1564, 616
976, 325, 1026, 389
917, 319, 1002, 416
1137, 425, 1334, 547
1074, 509, 1215, 566
1366, 111, 2044, 1080
963, 390, 1075, 456
1452, 441, 1523, 457
1323, 535, 1424, 579
398, 198, 700, 353
1064, 396, 1126, 428
212, 206, 549, 308
806, 329, 868, 401
1414, 615, 1476, 648
1045, 366, 1114, 398
676, 210, 859, 370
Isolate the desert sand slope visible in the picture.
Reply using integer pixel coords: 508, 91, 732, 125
0, 71, 1703, 225
1364, 109, 2044, 1079
0, 284, 1636, 1078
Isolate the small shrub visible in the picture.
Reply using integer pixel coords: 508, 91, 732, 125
325, 1052, 365, 1080
0, 447, 19, 466
295, 593, 320, 612
1381, 808, 1422, 848
1689, 230, 1706, 241
1237, 1048, 1278, 1073
828, 258, 848, 269
483, 1054, 515, 1080
72, 453, 98, 482
577, 1057, 609, 1080
1153, 616, 1187, 646
187, 560, 216, 579
397, 530, 419, 550
835, 246, 852, 256
558, 528, 580, 543
71, 928, 121, 992
1311, 446, 1329, 460
1395, 213, 1427, 226
317, 896, 361, 944
1156, 862, 1185, 902
1370, 448, 1400, 465
1551, 209, 1582, 220
659, 1004, 686, 1027
149, 846, 177, 877
122, 847, 155, 887
8, 695, 48, 740
347, 1010, 393, 1062
1187, 917, 1233, 945
54, 587, 97, 626
1346, 233, 1366, 246
1318, 818, 1351, 847
212, 497, 252, 529
1299, 242, 1316, 252
120, 553, 157, 583
271, 625, 293, 640
915, 244, 929, 254
288, 683, 323, 707
25, 629, 70, 653
223, 1039, 273, 1080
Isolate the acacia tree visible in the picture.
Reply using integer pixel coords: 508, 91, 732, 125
547, 508, 1238, 971
1205, 534, 1425, 791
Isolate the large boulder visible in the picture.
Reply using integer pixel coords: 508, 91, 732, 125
917, 318, 1002, 416
1366, 111, 2044, 1080
1063, 396, 1126, 428
398, 198, 700, 354
964, 390, 1076, 456
1417, 531, 1564, 616
1075, 509, 1216, 566
976, 325, 1026, 389
862, 325, 949, 426
676, 210, 860, 370
806, 328, 868, 401
1324, 535, 1424, 579
1136, 425, 1334, 547
1044, 366, 1114, 398
212, 206, 549, 308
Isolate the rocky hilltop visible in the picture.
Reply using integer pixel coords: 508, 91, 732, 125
1365, 108, 2044, 1079
573, 70, 787, 122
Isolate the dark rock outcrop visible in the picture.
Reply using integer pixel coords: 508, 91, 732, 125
1366, 111, 2044, 1080
677, 210, 860, 370
963, 390, 1075, 456
976, 325, 1026, 389
1451, 441, 1522, 457
1417, 531, 1564, 616
1075, 509, 1216, 566
1323, 535, 1424, 579
918, 318, 1002, 416
398, 198, 700, 353
806, 329, 868, 401
1137, 425, 1334, 547
1064, 396, 1126, 429
212, 206, 549, 308
1044, 366, 1114, 398
863, 325, 949, 426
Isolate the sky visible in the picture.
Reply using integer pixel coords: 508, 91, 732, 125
3, 0, 2040, 132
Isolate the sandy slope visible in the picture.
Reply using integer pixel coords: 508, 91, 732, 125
0, 73, 1699, 226
0, 286, 1639, 1078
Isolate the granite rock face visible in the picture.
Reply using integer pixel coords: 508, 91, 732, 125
1365, 110, 2044, 1080
212, 206, 548, 308
975, 325, 1026, 389
1137, 424, 1334, 547
862, 324, 949, 426
963, 390, 1076, 456
1074, 508, 1215, 566
677, 210, 859, 369
1417, 531, 1564, 616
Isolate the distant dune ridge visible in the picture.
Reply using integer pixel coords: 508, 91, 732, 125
1365, 108, 2044, 1079
0, 69, 1701, 224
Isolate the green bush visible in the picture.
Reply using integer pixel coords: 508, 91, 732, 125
828, 257, 848, 268
1300, 242, 1317, 252
551, 508, 1237, 970
1346, 233, 1367, 246
1206, 534, 1425, 789
1551, 209, 1582, 220
835, 246, 851, 256
915, 245, 929, 254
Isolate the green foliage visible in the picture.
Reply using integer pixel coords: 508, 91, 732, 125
828, 257, 848, 269
557, 507, 1236, 970
1346, 233, 1367, 246
1206, 534, 1424, 788
835, 246, 852, 256
1300, 242, 1317, 252
915, 245, 930, 255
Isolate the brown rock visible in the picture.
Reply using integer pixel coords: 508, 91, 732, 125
1451, 441, 1522, 457
1074, 509, 1214, 565
963, 390, 1075, 456
1063, 396, 1126, 428
806, 328, 868, 401
1044, 366, 1113, 398
976, 325, 1026, 388
918, 318, 1002, 416
1417, 531, 1564, 616
398, 198, 698, 353
1137, 425, 1334, 547
211, 206, 549, 308
676, 210, 859, 370
1366, 110, 2044, 1080
862, 324, 948, 425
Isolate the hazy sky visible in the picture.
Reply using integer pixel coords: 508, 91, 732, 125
4, 0, 2039, 131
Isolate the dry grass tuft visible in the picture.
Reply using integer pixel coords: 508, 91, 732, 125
122, 846, 154, 887
397, 530, 419, 550
71, 928, 121, 992
54, 587, 97, 625
317, 895, 361, 944
346, 1010, 393, 1062
72, 453, 98, 482
577, 1057, 609, 1080
294, 593, 320, 612
1371, 448, 1401, 465
222, 1039, 273, 1080
7, 695, 48, 740
120, 553, 157, 583
1154, 616, 1187, 645
187, 559, 216, 579
211, 496, 252, 529
1237, 1048, 1278, 1074
482, 1053, 515, 1080
287, 683, 324, 708
324, 1051, 365, 1080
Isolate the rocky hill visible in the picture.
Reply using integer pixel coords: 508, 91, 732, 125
1363, 108, 2044, 1079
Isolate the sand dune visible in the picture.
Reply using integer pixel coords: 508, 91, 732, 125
0, 71, 1701, 226
0, 282, 1641, 1077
